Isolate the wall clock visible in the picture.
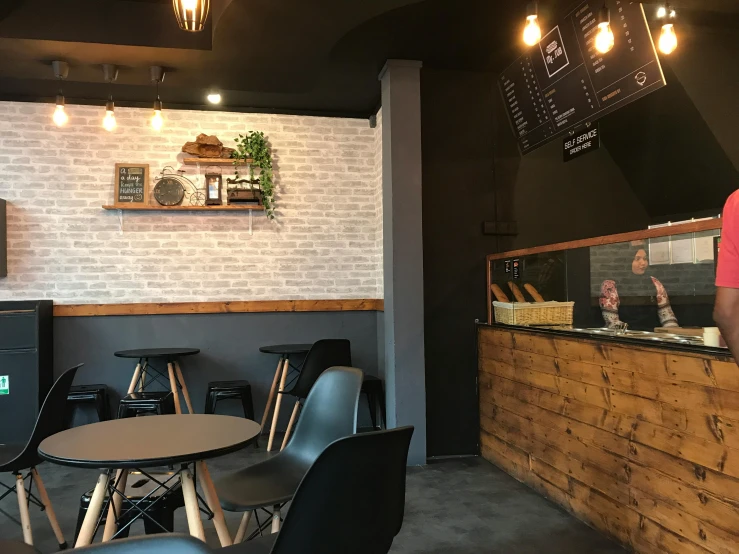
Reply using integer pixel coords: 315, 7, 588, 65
153, 176, 185, 206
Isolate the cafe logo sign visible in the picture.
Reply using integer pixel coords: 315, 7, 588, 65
563, 122, 600, 162
540, 26, 570, 77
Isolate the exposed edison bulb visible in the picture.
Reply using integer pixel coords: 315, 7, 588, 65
658, 23, 677, 54
523, 15, 541, 46
595, 22, 615, 53
53, 104, 68, 127
102, 110, 117, 132
207, 92, 221, 104
656, 5, 667, 18
151, 109, 164, 131
181, 0, 198, 11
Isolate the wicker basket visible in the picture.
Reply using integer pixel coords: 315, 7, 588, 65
493, 301, 574, 326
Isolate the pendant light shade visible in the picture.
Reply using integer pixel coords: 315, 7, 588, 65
173, 0, 210, 32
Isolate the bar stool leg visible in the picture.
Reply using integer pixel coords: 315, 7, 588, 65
127, 363, 142, 395
271, 505, 281, 533
174, 361, 195, 414
76, 472, 109, 547
31, 468, 66, 549
268, 358, 289, 451
167, 362, 182, 415
102, 469, 129, 542
260, 356, 284, 432
180, 467, 205, 541
280, 400, 300, 451
196, 461, 232, 546
234, 511, 252, 543
15, 474, 33, 546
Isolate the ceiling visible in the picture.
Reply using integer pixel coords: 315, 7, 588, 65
0, 0, 737, 117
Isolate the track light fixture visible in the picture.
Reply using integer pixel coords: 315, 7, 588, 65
173, 0, 210, 32
150, 66, 165, 131
51, 61, 69, 127
594, 3, 615, 54
656, 3, 678, 55
102, 64, 119, 132
523, 1, 542, 46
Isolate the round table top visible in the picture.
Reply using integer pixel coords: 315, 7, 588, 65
114, 348, 200, 359
39, 414, 260, 469
259, 343, 312, 355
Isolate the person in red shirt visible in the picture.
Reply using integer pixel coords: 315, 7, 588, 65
714, 190, 739, 358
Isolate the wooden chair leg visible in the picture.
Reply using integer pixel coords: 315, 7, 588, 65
180, 467, 205, 541
271, 505, 281, 533
280, 400, 300, 451
15, 474, 33, 546
167, 362, 182, 414
234, 511, 252, 543
76, 472, 109, 547
102, 469, 128, 542
126, 363, 142, 395
139, 364, 146, 393
31, 468, 66, 549
196, 461, 232, 546
260, 357, 284, 431
175, 361, 195, 414
267, 359, 289, 451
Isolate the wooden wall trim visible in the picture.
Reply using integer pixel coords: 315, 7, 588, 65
486, 219, 722, 261
53, 299, 385, 317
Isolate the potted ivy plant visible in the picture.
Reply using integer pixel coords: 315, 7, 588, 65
231, 131, 275, 219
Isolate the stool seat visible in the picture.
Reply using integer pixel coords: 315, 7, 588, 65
118, 391, 176, 419
204, 381, 256, 447
207, 380, 252, 391
66, 384, 111, 428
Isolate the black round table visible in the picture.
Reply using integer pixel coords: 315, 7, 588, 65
39, 414, 260, 548
258, 344, 312, 451
114, 348, 200, 415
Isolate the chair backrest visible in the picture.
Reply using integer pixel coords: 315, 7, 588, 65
22, 364, 82, 463
272, 426, 415, 554
283, 366, 363, 465
63, 534, 211, 554
288, 339, 352, 399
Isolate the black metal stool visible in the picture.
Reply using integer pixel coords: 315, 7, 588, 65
66, 384, 111, 428
74, 472, 184, 543
204, 380, 255, 420
117, 391, 176, 419
362, 375, 386, 430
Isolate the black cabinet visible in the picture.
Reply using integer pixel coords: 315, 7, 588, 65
0, 301, 53, 444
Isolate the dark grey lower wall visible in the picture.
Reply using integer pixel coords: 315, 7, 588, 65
54, 310, 380, 429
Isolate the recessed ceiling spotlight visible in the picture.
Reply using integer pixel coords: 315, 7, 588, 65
207, 92, 222, 104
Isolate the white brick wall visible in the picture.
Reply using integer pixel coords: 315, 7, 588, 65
0, 101, 384, 304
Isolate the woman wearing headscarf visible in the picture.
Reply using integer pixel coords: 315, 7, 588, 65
599, 243, 678, 330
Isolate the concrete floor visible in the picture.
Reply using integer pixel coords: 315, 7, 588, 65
0, 437, 626, 553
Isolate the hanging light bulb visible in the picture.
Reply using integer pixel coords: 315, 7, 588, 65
103, 97, 117, 132
595, 5, 615, 54
53, 95, 68, 127
656, 4, 678, 55
151, 97, 164, 131
173, 0, 211, 32
523, 2, 541, 46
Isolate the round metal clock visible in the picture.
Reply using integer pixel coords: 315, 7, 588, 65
153, 176, 185, 206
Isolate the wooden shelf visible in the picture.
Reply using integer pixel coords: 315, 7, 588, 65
102, 205, 264, 211
182, 158, 252, 166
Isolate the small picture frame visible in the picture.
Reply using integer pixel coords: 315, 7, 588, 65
114, 163, 150, 206
205, 174, 223, 206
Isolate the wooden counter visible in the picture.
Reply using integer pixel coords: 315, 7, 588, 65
478, 324, 739, 554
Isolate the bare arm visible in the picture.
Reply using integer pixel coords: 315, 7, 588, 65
714, 287, 739, 359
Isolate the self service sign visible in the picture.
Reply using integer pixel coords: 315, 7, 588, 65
563, 123, 600, 162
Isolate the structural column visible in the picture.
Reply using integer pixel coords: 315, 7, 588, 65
378, 60, 426, 465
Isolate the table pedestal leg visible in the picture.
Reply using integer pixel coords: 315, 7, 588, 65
31, 468, 66, 549
127, 363, 142, 395
196, 461, 232, 546
75, 473, 109, 547
180, 467, 205, 541
260, 356, 284, 432
102, 469, 129, 542
280, 400, 300, 451
175, 361, 194, 414
234, 511, 252, 543
167, 363, 182, 414
15, 474, 33, 545
268, 358, 289, 451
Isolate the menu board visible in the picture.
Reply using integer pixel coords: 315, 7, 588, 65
499, 0, 665, 154
114, 164, 149, 205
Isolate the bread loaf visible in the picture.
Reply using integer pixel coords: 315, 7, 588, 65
508, 282, 527, 303
490, 284, 510, 303
524, 283, 545, 302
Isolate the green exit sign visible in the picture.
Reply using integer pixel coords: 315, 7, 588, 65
0, 375, 8, 395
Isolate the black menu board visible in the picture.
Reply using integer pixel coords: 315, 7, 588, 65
114, 163, 149, 205
499, 0, 665, 154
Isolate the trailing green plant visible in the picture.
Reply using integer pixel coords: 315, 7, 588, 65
233, 131, 275, 219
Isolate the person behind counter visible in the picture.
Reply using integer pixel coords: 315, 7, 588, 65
599, 244, 678, 331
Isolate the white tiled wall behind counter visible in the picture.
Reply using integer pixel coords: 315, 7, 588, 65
0, 102, 383, 303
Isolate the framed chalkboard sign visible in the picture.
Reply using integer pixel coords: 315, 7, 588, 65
114, 164, 150, 206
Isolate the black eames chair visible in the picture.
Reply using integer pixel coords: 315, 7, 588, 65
273, 339, 352, 451
216, 365, 363, 541
0, 364, 82, 549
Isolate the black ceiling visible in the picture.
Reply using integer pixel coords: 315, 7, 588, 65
0, 0, 737, 117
